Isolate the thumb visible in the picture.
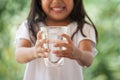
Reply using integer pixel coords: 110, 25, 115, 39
37, 31, 42, 40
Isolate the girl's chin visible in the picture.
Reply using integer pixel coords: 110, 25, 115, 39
50, 17, 68, 21
45, 18, 70, 26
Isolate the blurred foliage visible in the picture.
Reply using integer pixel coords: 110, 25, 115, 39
0, 0, 120, 80
83, 0, 120, 80
0, 0, 30, 80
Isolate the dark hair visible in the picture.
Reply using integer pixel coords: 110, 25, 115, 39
27, 0, 98, 44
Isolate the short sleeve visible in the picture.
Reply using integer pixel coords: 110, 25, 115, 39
15, 20, 31, 44
82, 24, 96, 43
75, 24, 98, 56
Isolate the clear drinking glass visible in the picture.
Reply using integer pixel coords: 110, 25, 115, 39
40, 26, 69, 67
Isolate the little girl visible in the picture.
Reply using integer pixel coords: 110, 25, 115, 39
15, 0, 98, 80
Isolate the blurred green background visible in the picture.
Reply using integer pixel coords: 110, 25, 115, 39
0, 0, 120, 80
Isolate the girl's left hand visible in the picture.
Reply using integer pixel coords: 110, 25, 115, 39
52, 33, 74, 59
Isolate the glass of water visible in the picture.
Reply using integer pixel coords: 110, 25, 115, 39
40, 26, 69, 67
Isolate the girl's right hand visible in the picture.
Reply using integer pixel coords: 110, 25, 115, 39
33, 31, 49, 58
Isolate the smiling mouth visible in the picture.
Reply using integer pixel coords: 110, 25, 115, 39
51, 7, 65, 13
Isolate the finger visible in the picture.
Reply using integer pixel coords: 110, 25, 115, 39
55, 50, 73, 58
60, 34, 72, 44
36, 47, 49, 53
36, 39, 47, 48
51, 39, 65, 44
38, 53, 48, 58
55, 52, 68, 57
54, 42, 68, 48
56, 53, 65, 57
35, 40, 43, 48
37, 31, 42, 40
53, 50, 67, 55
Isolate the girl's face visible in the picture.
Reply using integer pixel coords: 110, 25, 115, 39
41, 0, 74, 24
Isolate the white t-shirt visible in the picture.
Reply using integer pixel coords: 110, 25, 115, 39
15, 21, 97, 80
